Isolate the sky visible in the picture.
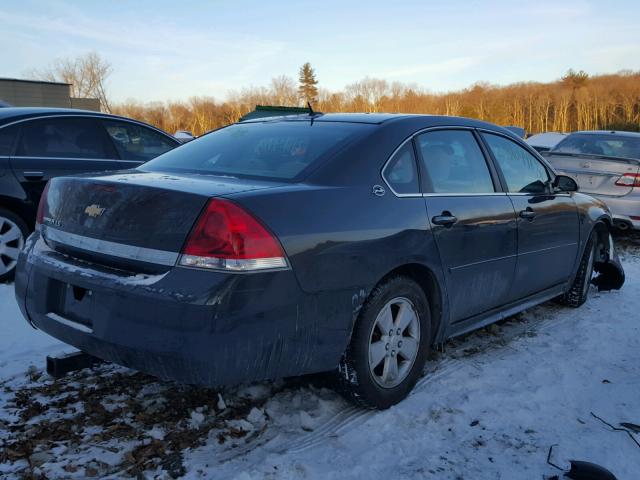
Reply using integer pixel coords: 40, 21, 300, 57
2, 0, 639, 103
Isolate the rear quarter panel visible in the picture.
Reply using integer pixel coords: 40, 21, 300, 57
232, 184, 447, 350
234, 184, 440, 294
229, 125, 448, 341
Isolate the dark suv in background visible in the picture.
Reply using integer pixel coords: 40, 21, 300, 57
0, 107, 180, 281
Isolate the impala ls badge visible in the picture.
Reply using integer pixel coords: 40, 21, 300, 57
85, 204, 106, 218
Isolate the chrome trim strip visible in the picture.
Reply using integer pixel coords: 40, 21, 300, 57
46, 313, 93, 334
518, 243, 579, 256
423, 192, 507, 197
449, 253, 517, 272
13, 156, 114, 162
42, 226, 179, 266
507, 192, 570, 197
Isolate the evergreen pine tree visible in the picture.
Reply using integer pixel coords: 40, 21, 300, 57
298, 62, 319, 105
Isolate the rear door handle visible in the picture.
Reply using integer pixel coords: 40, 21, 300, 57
519, 208, 536, 220
23, 171, 44, 180
432, 212, 458, 227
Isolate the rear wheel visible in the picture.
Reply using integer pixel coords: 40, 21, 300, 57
0, 209, 28, 283
559, 231, 596, 308
337, 276, 431, 409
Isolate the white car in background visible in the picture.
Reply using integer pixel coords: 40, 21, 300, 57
526, 132, 567, 153
174, 130, 195, 143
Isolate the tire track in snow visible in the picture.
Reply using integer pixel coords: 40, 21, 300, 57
268, 358, 466, 454
215, 302, 568, 465
255, 308, 562, 455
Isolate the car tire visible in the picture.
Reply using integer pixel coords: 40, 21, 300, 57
0, 208, 29, 283
559, 231, 596, 308
337, 276, 431, 409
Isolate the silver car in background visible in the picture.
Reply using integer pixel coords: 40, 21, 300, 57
543, 131, 640, 231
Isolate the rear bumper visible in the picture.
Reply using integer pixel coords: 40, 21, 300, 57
588, 192, 640, 230
15, 234, 354, 386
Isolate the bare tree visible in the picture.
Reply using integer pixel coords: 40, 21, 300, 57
270, 75, 298, 106
345, 77, 389, 112
112, 70, 640, 136
29, 51, 113, 112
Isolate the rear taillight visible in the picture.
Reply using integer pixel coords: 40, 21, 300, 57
615, 173, 640, 187
179, 199, 288, 272
35, 181, 51, 228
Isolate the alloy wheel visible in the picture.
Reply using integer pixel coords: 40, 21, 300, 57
368, 297, 421, 388
0, 216, 25, 276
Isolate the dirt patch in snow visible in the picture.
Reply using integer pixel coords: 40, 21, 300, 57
0, 308, 554, 479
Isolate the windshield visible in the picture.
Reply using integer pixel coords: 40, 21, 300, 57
552, 133, 640, 160
141, 121, 373, 180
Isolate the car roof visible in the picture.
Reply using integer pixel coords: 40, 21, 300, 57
0, 107, 143, 127
240, 112, 409, 124
240, 112, 517, 134
0, 107, 177, 140
570, 130, 640, 138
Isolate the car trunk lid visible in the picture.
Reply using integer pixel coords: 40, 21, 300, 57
544, 152, 640, 196
40, 171, 284, 271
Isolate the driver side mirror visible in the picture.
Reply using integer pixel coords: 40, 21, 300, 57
553, 174, 578, 193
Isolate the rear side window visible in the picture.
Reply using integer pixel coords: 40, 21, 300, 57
16, 117, 113, 159
142, 121, 373, 180
0, 125, 19, 156
103, 120, 176, 161
483, 133, 549, 193
383, 143, 419, 194
417, 129, 495, 193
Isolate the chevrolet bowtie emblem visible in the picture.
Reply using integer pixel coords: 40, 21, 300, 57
85, 204, 106, 218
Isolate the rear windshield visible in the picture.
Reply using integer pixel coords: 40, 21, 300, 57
552, 133, 640, 160
141, 121, 373, 180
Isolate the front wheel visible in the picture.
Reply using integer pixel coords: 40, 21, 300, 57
337, 276, 431, 409
559, 231, 596, 308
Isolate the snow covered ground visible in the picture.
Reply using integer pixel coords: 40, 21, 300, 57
1, 235, 639, 479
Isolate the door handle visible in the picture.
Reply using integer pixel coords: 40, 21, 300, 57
519, 208, 536, 220
432, 212, 458, 227
23, 171, 44, 180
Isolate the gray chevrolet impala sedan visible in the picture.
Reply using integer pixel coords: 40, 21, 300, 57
15, 114, 625, 408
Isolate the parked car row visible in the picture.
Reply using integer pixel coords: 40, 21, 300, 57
12, 112, 625, 408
